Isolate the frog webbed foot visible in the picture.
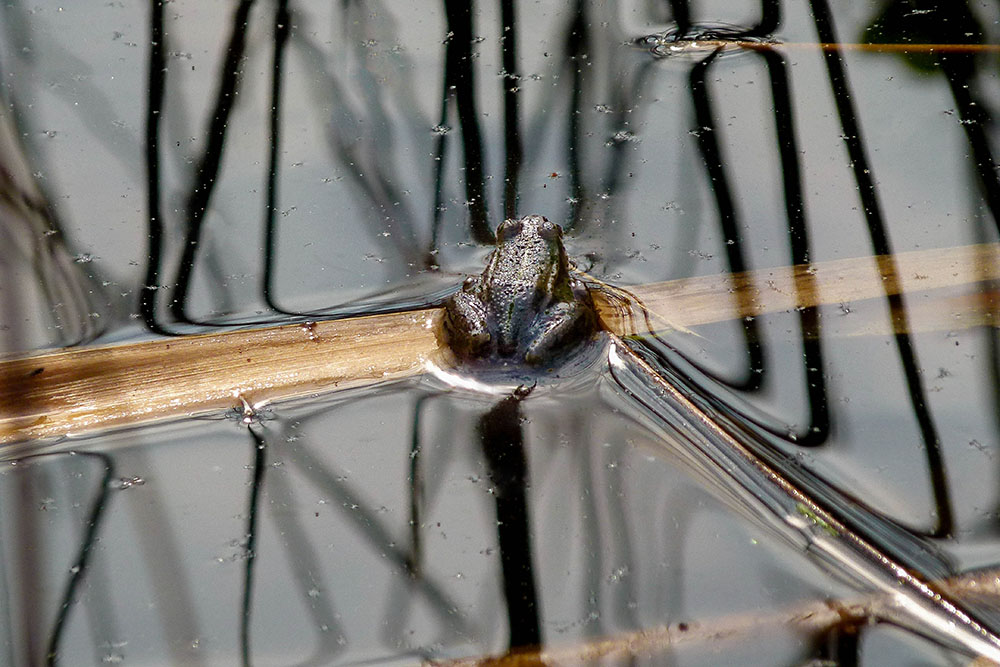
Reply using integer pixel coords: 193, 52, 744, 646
444, 289, 492, 359
523, 301, 595, 365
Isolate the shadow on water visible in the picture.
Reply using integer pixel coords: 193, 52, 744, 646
477, 388, 541, 651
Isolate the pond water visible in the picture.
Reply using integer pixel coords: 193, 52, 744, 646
3, 0, 1000, 664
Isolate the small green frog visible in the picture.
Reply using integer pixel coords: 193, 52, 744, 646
445, 214, 597, 365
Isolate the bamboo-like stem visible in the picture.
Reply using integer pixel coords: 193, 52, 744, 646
2, 242, 999, 446
0, 311, 442, 447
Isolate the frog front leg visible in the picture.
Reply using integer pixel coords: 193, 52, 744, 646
523, 300, 594, 365
444, 288, 493, 360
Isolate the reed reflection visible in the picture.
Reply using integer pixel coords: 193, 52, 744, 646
637, 22, 834, 447
17, 0, 1000, 661
810, 0, 954, 537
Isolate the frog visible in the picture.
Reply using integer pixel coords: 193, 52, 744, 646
444, 214, 597, 366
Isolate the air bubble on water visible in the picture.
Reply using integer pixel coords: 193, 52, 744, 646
606, 130, 639, 147
115, 476, 145, 490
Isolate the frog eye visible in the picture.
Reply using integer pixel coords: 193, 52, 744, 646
537, 218, 562, 241
496, 218, 522, 242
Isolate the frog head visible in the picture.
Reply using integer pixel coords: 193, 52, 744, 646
488, 214, 572, 297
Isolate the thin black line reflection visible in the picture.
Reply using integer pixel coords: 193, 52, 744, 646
141, 0, 170, 335
809, 0, 954, 539
143, 0, 442, 331
689, 49, 766, 392
262, 0, 293, 315
407, 394, 431, 581
759, 46, 829, 446
171, 0, 257, 324
239, 420, 354, 665
240, 426, 267, 667
562, 0, 588, 231
500, 0, 522, 221
43, 452, 116, 667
